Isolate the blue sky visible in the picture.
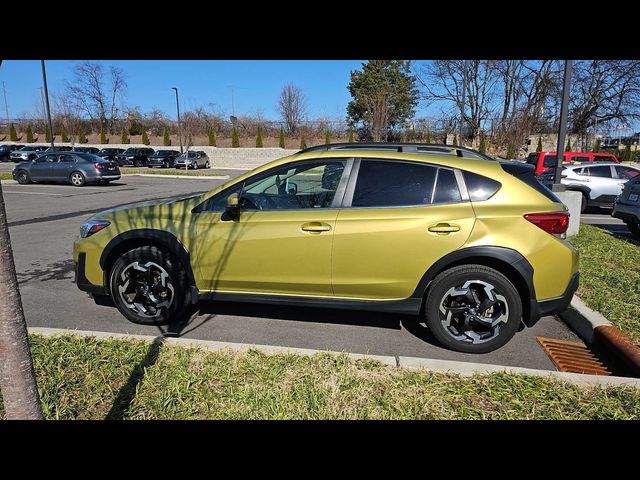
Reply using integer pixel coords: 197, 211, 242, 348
0, 60, 435, 121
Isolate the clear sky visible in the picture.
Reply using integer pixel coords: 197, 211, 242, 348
0, 60, 434, 121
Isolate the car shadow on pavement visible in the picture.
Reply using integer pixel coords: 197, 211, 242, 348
105, 336, 165, 420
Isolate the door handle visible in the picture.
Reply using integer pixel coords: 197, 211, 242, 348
301, 222, 331, 232
428, 223, 460, 234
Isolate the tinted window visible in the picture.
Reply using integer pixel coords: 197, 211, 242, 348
58, 154, 75, 163
543, 155, 558, 167
433, 168, 461, 203
616, 166, 640, 179
462, 171, 501, 201
76, 153, 105, 163
572, 156, 589, 162
594, 155, 614, 162
585, 166, 612, 178
36, 154, 56, 163
352, 160, 437, 207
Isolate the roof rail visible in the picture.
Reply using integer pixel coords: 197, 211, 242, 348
297, 142, 495, 161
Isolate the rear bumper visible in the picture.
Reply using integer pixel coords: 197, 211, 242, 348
527, 272, 579, 326
612, 202, 640, 224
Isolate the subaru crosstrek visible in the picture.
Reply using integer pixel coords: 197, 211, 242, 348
74, 143, 579, 353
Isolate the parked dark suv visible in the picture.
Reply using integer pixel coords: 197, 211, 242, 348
73, 146, 101, 154
115, 147, 155, 167
96, 148, 125, 161
147, 149, 181, 168
0, 144, 23, 162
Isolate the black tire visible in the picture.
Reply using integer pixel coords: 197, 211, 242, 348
109, 246, 191, 325
193, 162, 198, 170
69, 171, 86, 187
627, 221, 640, 238
15, 170, 31, 184
580, 193, 588, 213
204, 161, 210, 169
164, 160, 170, 168
424, 264, 522, 354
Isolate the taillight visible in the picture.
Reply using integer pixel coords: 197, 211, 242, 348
524, 212, 569, 235
94, 163, 106, 170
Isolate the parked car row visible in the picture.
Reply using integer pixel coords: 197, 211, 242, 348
527, 151, 619, 175
2, 144, 211, 169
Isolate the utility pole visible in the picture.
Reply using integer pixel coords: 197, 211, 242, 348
40, 61, 55, 150
2, 82, 9, 128
459, 60, 468, 146
172, 87, 183, 154
552, 60, 572, 192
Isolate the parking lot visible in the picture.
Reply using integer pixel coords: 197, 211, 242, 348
2, 171, 586, 371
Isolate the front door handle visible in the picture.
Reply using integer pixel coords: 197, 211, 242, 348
301, 222, 332, 233
428, 223, 460, 234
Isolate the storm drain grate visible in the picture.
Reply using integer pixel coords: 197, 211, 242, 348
536, 336, 612, 376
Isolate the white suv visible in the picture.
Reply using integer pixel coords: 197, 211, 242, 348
558, 163, 640, 212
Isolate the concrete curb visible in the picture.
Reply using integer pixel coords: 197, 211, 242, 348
559, 295, 640, 376
122, 174, 229, 180
28, 326, 640, 389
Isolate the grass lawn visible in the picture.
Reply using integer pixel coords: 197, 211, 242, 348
122, 168, 225, 177
0, 172, 13, 181
570, 224, 640, 344
1, 334, 638, 420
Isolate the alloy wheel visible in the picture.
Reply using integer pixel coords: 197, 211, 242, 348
116, 261, 175, 319
70, 172, 84, 186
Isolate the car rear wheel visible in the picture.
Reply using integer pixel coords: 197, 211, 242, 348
69, 171, 86, 187
109, 246, 191, 325
424, 265, 522, 353
204, 160, 210, 169
16, 170, 31, 184
627, 221, 640, 238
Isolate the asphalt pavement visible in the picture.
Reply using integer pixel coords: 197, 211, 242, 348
3, 170, 584, 371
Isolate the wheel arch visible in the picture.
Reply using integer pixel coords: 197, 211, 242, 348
99, 229, 196, 294
413, 246, 536, 326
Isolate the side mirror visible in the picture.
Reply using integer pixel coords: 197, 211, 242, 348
224, 192, 241, 219
286, 181, 298, 195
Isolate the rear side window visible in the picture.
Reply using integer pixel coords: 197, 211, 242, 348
352, 160, 437, 207
462, 171, 501, 201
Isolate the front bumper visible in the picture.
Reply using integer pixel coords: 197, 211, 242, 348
612, 202, 640, 224
75, 252, 107, 295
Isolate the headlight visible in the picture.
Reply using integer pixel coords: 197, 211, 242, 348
80, 219, 110, 238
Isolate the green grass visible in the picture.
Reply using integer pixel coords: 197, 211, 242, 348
570, 224, 640, 343
0, 172, 13, 181
122, 168, 225, 177
1, 334, 638, 420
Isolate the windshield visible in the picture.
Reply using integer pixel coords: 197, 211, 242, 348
19, 146, 38, 151
123, 148, 140, 154
155, 150, 173, 155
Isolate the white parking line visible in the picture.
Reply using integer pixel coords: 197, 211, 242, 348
2, 190, 64, 196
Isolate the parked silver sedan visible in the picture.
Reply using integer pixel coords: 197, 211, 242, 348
12, 152, 121, 186
174, 150, 210, 169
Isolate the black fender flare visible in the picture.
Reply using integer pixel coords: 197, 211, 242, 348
99, 229, 196, 290
565, 184, 591, 196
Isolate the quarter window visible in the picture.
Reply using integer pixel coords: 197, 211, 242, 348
462, 171, 501, 201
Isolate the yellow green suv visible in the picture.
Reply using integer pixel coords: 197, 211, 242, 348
74, 143, 579, 353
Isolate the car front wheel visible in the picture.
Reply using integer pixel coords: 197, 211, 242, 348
109, 246, 191, 325
16, 170, 31, 184
424, 265, 522, 353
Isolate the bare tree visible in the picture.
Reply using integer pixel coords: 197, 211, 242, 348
278, 85, 308, 134
65, 61, 127, 133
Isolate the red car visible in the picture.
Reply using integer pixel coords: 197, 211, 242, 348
526, 151, 619, 175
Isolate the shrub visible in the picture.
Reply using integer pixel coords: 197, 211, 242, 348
426, 130, 432, 143
479, 135, 486, 154
348, 128, 354, 142
506, 144, 515, 159
299, 136, 306, 150
208, 128, 216, 147
279, 127, 285, 148
536, 137, 543, 152
121, 126, 129, 144
100, 125, 107, 144
26, 124, 34, 143
61, 125, 69, 143
231, 127, 240, 148
9, 123, 18, 141
162, 126, 171, 146
77, 125, 86, 144
256, 126, 263, 148
325, 130, 331, 144
624, 143, 632, 161
452, 133, 458, 145
142, 129, 150, 146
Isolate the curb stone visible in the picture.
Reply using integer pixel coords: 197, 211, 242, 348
122, 174, 230, 180
27, 326, 640, 389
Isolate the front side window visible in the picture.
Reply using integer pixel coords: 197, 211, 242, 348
36, 154, 56, 163
58, 154, 75, 163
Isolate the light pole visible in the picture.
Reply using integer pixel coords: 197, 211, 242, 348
172, 87, 183, 154
552, 60, 572, 192
41, 61, 55, 150
459, 60, 468, 146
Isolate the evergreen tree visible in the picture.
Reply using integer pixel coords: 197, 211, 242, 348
479, 135, 487, 154
300, 135, 306, 150
348, 127, 354, 142
163, 126, 171, 146
256, 126, 263, 148
208, 128, 216, 147
121, 126, 129, 144
452, 133, 458, 145
142, 129, 150, 146
10, 123, 18, 141
100, 124, 107, 144
279, 127, 285, 148
61, 125, 69, 143
426, 130, 432, 143
231, 127, 240, 148
77, 124, 86, 144
593, 138, 601, 153
624, 142, 632, 161
536, 137, 543, 152
26, 125, 34, 143
566, 138, 572, 151
399, 131, 407, 142
325, 130, 331, 144
506, 144, 515, 159
44, 123, 51, 143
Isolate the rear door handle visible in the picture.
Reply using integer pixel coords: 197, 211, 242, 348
428, 223, 460, 234
301, 222, 332, 233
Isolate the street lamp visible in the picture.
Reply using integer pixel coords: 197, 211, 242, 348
552, 60, 572, 192
41, 61, 55, 150
171, 87, 183, 154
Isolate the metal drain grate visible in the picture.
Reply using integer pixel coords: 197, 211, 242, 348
536, 336, 612, 376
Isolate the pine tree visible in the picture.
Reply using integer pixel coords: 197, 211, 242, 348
325, 130, 331, 144
142, 129, 150, 146
100, 124, 107, 144
300, 136, 307, 150
506, 144, 515, 159
279, 127, 285, 148
536, 137, 543, 152
624, 142, 632, 161
61, 125, 69, 143
452, 133, 458, 145
399, 131, 407, 142
44, 123, 51, 143
10, 123, 18, 141
256, 126, 263, 148
231, 127, 240, 148
78, 124, 86, 144
208, 128, 216, 147
426, 130, 432, 143
163, 126, 171, 146
566, 138, 572, 151
348, 128, 354, 142
26, 125, 33, 143
479, 135, 487, 154
121, 126, 129, 144
593, 138, 601, 153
